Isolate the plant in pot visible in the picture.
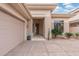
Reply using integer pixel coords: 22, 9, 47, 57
65, 32, 73, 38
75, 33, 79, 38
27, 32, 31, 40
51, 28, 63, 38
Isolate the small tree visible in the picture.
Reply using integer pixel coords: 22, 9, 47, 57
65, 32, 73, 38
51, 28, 63, 38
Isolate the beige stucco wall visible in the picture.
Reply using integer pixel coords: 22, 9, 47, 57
69, 13, 79, 22
0, 11, 25, 55
70, 27, 79, 32
0, 4, 26, 21
68, 13, 79, 32
69, 24, 79, 33
30, 10, 51, 17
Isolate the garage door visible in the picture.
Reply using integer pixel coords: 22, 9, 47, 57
0, 11, 25, 55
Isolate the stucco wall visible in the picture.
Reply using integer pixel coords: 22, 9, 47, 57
0, 11, 25, 55
68, 13, 79, 32
69, 13, 79, 22
30, 10, 50, 17
69, 26, 79, 33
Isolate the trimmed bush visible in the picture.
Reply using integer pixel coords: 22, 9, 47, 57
51, 28, 63, 38
65, 32, 73, 38
75, 33, 79, 37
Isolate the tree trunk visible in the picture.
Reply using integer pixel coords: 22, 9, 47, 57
55, 35, 57, 38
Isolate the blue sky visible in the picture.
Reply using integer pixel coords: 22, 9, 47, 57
53, 3, 79, 14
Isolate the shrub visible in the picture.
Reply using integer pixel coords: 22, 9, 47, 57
51, 28, 63, 38
75, 33, 79, 37
65, 32, 73, 38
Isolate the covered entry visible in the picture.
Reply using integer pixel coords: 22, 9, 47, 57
27, 4, 57, 39
33, 17, 44, 36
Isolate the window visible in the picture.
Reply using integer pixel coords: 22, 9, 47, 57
54, 20, 64, 32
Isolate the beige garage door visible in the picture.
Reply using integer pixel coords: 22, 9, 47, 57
0, 11, 25, 55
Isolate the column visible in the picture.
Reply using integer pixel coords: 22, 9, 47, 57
64, 21, 69, 33
27, 19, 33, 38
24, 20, 27, 40
44, 14, 52, 39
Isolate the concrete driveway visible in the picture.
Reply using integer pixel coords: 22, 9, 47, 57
5, 39, 79, 56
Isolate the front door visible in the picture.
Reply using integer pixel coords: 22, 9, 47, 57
35, 23, 39, 35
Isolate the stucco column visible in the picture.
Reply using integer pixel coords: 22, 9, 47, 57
24, 20, 27, 40
27, 19, 33, 38
51, 20, 54, 29
30, 19, 33, 37
44, 14, 52, 39
44, 17, 48, 39
64, 21, 69, 33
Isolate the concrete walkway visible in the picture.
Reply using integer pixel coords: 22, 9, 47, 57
5, 39, 79, 56
32, 35, 45, 41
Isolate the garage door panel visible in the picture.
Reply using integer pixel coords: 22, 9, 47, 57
0, 11, 25, 55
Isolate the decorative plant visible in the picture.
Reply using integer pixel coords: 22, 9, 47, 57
51, 28, 63, 38
65, 32, 73, 38
75, 33, 79, 38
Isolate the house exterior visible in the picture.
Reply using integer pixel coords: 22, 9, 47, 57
0, 3, 79, 55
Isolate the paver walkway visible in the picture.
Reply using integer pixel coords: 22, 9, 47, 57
5, 39, 79, 56
32, 35, 45, 41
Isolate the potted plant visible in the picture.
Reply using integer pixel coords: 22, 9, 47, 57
51, 28, 63, 38
27, 32, 31, 40
65, 32, 73, 38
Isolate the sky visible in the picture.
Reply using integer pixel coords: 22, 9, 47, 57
53, 3, 79, 14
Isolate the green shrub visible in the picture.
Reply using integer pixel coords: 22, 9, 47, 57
75, 33, 79, 37
51, 28, 63, 38
65, 32, 73, 38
